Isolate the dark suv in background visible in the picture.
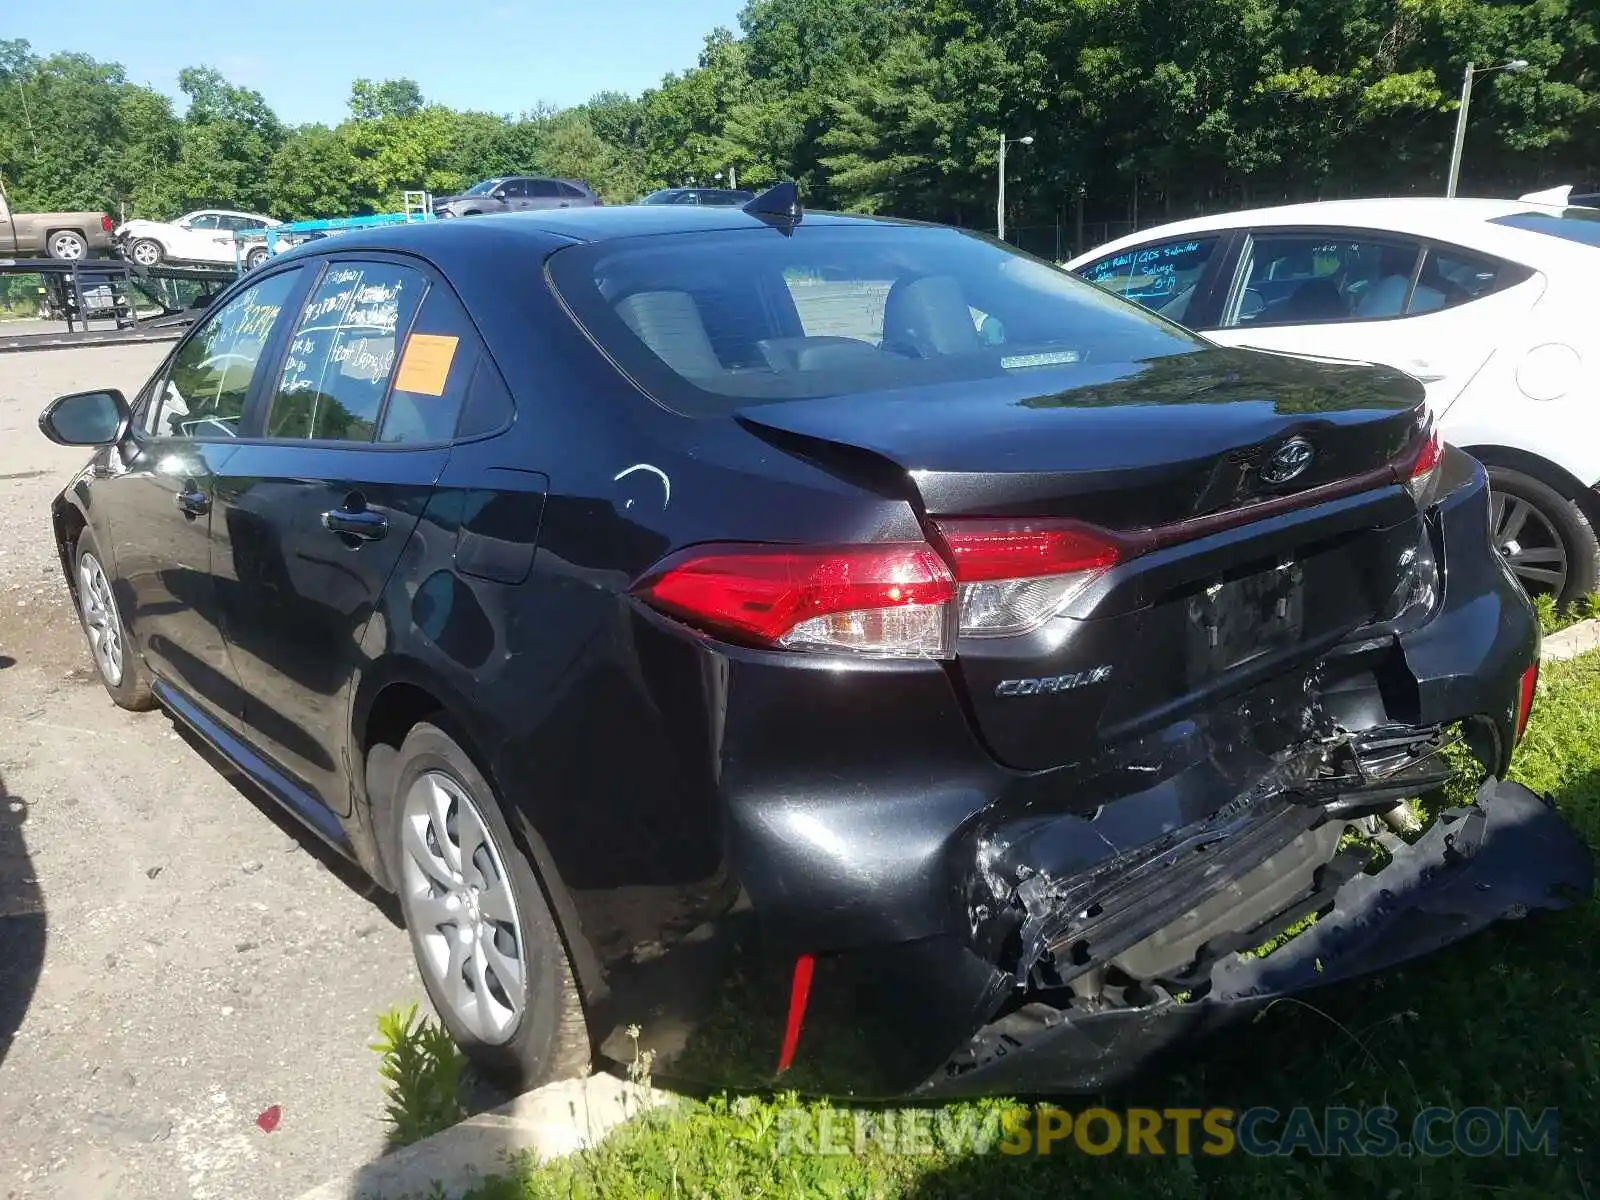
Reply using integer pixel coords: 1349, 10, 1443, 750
433, 176, 602, 218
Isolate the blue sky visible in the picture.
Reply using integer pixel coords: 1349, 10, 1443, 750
13, 0, 746, 125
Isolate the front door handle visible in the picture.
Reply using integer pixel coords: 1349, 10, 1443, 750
322, 507, 389, 542
175, 489, 210, 518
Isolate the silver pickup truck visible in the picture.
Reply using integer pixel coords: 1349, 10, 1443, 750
0, 184, 115, 259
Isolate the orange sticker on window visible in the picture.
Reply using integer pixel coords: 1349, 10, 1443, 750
393, 333, 459, 396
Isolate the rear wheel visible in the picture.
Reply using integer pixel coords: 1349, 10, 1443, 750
1486, 465, 1600, 607
386, 722, 590, 1088
244, 247, 269, 270
73, 530, 155, 710
47, 230, 87, 260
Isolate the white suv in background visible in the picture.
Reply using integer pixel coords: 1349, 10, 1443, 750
1067, 198, 1600, 605
116, 209, 279, 269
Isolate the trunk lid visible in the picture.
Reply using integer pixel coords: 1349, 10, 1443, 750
737, 347, 1433, 771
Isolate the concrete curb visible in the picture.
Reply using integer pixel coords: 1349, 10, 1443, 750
294, 1072, 674, 1200
1541, 618, 1600, 663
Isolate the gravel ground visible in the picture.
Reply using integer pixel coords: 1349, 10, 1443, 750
0, 345, 433, 1200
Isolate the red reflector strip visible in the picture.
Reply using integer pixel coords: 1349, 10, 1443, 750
775, 954, 815, 1074
1516, 662, 1539, 744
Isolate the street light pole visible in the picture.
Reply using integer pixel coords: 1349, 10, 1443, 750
1446, 59, 1529, 198
996, 132, 1033, 242
997, 132, 1007, 241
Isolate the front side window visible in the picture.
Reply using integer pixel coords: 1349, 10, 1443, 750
464, 179, 503, 196
185, 213, 220, 230
497, 179, 528, 199
1076, 236, 1220, 324
265, 263, 426, 442
547, 225, 1201, 418
1224, 234, 1425, 327
142, 269, 302, 439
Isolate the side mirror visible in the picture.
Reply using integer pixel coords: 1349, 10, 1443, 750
38, 389, 129, 447
491, 189, 508, 201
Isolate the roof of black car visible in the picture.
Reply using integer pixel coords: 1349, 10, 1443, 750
300, 204, 911, 255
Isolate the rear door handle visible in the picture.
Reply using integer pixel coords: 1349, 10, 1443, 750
175, 489, 209, 518
322, 507, 389, 541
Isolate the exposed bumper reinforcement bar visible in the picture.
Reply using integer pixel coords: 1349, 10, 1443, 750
917, 779, 1593, 1097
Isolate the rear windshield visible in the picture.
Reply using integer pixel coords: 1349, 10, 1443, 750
1489, 208, 1600, 248
546, 225, 1201, 417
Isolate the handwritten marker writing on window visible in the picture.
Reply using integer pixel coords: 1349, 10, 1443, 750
395, 334, 459, 397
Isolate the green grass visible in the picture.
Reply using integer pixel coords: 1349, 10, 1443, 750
462, 655, 1600, 1200
1533, 592, 1600, 638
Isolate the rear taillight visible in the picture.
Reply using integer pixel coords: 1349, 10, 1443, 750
1516, 661, 1539, 744
935, 518, 1122, 637
1403, 425, 1445, 506
101, 215, 113, 233
635, 521, 1125, 658
636, 543, 956, 658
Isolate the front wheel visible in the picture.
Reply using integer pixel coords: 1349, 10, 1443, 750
1487, 465, 1600, 608
73, 529, 155, 710
386, 722, 591, 1088
129, 238, 164, 267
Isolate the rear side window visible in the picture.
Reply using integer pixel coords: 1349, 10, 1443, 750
377, 283, 493, 444
1224, 234, 1424, 327
1411, 246, 1533, 313
1077, 236, 1220, 323
557, 182, 587, 199
546, 226, 1199, 418
528, 179, 561, 198
266, 263, 426, 441
1489, 208, 1600, 248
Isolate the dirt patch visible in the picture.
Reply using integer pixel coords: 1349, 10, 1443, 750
0, 347, 429, 1199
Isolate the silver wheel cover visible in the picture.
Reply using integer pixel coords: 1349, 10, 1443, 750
399, 771, 527, 1043
77, 552, 125, 687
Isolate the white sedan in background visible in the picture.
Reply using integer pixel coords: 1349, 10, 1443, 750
1067, 197, 1600, 605
116, 209, 279, 269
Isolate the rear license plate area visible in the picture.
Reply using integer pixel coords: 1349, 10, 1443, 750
1186, 562, 1305, 682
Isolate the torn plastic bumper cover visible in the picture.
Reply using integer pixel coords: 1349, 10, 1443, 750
917, 779, 1593, 1097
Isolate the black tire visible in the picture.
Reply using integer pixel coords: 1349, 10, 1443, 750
46, 230, 88, 260
72, 529, 156, 711
129, 238, 164, 267
1486, 465, 1600, 608
385, 721, 590, 1088
244, 247, 268, 270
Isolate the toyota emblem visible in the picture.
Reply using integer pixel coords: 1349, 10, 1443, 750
1260, 436, 1315, 485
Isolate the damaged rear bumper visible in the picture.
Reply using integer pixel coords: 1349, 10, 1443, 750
917, 779, 1592, 1097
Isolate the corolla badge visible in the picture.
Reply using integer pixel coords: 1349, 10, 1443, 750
1259, 436, 1315, 485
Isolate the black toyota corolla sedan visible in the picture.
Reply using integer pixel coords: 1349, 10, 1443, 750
38, 186, 1591, 1098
